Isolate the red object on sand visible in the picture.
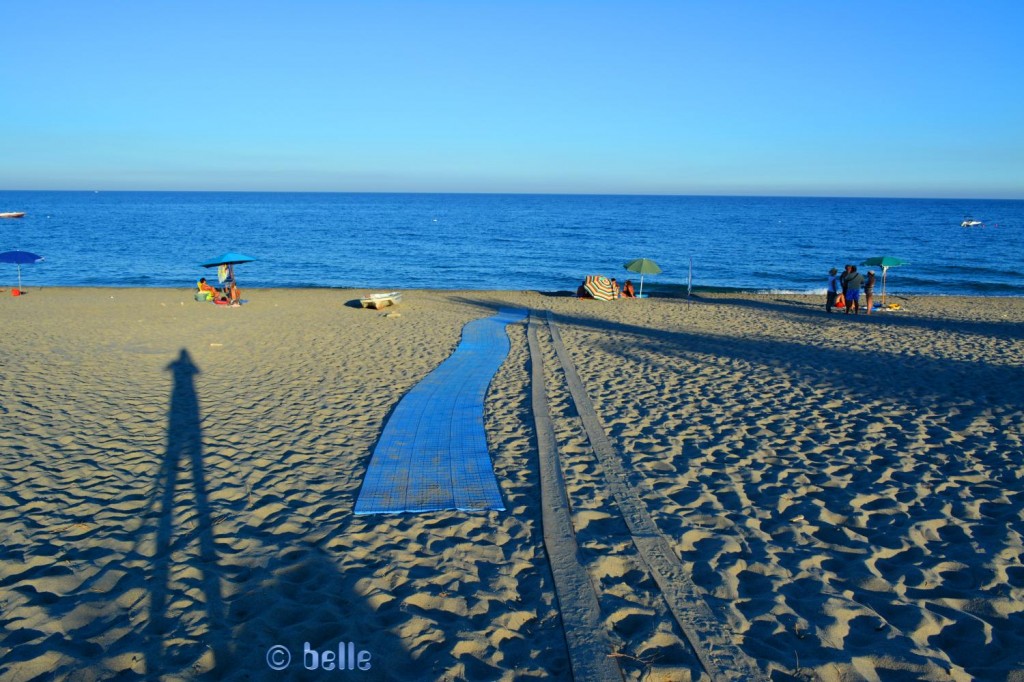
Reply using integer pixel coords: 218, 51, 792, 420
11, 289, 21, 296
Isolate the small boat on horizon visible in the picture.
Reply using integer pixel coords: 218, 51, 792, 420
961, 218, 984, 227
0, 212, 26, 219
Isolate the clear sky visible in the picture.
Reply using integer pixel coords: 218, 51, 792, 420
2, 1, 1022, 198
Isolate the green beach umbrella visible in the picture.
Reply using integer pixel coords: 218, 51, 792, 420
860, 256, 908, 307
623, 258, 662, 299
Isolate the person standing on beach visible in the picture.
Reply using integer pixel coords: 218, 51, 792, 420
840, 264, 853, 297
844, 266, 864, 314
864, 270, 876, 314
826, 268, 840, 313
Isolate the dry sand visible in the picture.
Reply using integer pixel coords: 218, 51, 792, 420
1, 287, 1022, 680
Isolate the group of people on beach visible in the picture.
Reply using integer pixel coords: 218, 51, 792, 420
197, 277, 241, 306
826, 265, 876, 315
576, 278, 637, 299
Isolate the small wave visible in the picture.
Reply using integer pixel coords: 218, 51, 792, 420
958, 280, 1024, 294
648, 283, 825, 297
755, 287, 829, 296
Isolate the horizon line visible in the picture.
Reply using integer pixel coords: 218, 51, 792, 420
2, 188, 1021, 202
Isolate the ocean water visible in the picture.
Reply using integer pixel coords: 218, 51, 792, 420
1, 191, 1022, 296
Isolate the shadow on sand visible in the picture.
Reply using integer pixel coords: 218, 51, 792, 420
147, 349, 414, 679
146, 349, 228, 673
450, 295, 1024, 678
19, 349, 413, 679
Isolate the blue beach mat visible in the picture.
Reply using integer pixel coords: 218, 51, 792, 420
354, 308, 527, 515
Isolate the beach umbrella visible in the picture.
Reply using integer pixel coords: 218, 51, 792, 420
623, 258, 662, 298
200, 252, 255, 285
860, 256, 907, 307
200, 252, 255, 268
0, 250, 44, 293
583, 275, 616, 301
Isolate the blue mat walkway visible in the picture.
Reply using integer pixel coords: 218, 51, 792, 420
354, 308, 527, 515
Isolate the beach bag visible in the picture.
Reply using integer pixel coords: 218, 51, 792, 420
834, 293, 846, 308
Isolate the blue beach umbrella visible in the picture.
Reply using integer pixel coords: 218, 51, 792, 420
200, 252, 255, 286
0, 250, 44, 292
200, 252, 256, 268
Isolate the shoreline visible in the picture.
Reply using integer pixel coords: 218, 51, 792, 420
2, 288, 1022, 679
4, 283, 1023, 298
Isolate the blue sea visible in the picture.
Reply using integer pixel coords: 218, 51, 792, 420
1, 191, 1022, 296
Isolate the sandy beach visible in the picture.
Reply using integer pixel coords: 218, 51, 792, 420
1, 287, 1022, 681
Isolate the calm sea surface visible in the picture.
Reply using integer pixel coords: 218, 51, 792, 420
1, 191, 1022, 296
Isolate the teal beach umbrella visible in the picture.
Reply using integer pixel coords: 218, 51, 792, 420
200, 252, 255, 268
860, 256, 907, 306
623, 258, 662, 298
200, 252, 255, 286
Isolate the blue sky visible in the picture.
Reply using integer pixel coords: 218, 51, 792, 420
2, 1, 1022, 198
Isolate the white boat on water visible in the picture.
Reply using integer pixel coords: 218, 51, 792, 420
360, 291, 402, 309
0, 212, 26, 219
961, 219, 983, 227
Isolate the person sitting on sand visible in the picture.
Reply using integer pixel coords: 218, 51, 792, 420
196, 277, 217, 300
227, 282, 242, 307
577, 280, 592, 299
622, 280, 636, 298
611, 278, 620, 299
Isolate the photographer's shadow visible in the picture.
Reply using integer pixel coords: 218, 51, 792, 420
150, 350, 413, 680
147, 349, 228, 673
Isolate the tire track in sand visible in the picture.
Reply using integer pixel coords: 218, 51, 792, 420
538, 310, 767, 682
527, 313, 623, 681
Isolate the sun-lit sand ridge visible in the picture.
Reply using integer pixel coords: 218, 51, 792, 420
1, 288, 1022, 680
